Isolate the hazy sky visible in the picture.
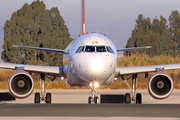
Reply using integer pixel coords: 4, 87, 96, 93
0, 0, 180, 38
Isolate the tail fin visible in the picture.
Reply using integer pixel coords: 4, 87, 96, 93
81, 0, 86, 35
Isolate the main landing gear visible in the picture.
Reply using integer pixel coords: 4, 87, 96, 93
123, 74, 142, 104
34, 73, 56, 104
88, 82, 99, 104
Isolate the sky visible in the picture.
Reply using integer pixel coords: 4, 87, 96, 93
0, 0, 180, 53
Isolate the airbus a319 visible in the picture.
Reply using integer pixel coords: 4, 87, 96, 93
0, 0, 177, 104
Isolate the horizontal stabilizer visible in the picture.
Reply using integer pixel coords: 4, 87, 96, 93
117, 46, 151, 52
12, 45, 68, 54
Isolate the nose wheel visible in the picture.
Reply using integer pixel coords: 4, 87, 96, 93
88, 96, 98, 104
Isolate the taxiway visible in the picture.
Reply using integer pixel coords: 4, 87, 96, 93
0, 89, 180, 119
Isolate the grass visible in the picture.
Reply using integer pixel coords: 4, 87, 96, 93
0, 53, 180, 89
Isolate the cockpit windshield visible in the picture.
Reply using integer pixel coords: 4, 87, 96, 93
85, 46, 95, 52
75, 45, 114, 54
96, 46, 106, 52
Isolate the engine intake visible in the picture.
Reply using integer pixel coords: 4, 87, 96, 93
148, 72, 173, 100
8, 71, 34, 99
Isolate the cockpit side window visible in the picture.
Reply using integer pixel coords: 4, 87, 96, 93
85, 46, 95, 52
75, 46, 85, 53
106, 46, 114, 54
97, 46, 106, 52
79, 46, 84, 52
75, 46, 82, 53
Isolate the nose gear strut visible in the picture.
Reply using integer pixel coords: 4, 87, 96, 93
88, 81, 98, 104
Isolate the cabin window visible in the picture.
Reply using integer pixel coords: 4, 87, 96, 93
96, 46, 106, 52
85, 46, 95, 52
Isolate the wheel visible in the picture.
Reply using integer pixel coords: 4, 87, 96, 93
124, 93, 131, 104
45, 93, 51, 103
94, 96, 98, 104
136, 93, 142, 104
88, 96, 92, 104
34, 92, 40, 103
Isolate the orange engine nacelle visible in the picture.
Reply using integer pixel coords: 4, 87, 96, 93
8, 71, 34, 99
148, 72, 173, 100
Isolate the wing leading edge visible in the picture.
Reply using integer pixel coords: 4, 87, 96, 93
12, 45, 69, 54
115, 63, 180, 77
0, 63, 66, 77
117, 46, 151, 52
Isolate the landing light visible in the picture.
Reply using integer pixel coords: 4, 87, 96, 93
114, 78, 117, 80
94, 82, 99, 88
61, 77, 64, 80
89, 82, 99, 88
89, 82, 93, 87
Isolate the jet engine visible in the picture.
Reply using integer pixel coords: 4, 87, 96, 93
148, 72, 173, 100
8, 71, 34, 99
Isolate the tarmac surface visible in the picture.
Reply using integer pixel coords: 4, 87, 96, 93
0, 89, 180, 119
0, 103, 180, 117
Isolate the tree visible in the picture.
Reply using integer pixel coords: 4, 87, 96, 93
169, 10, 180, 56
125, 14, 175, 57
2, 0, 72, 66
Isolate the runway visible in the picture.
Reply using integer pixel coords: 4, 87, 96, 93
0, 103, 180, 117
0, 89, 180, 119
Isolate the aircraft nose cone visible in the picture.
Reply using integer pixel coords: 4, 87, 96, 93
86, 57, 105, 77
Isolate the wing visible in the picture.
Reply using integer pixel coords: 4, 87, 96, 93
12, 45, 69, 54
0, 63, 66, 77
115, 63, 180, 77
117, 46, 151, 52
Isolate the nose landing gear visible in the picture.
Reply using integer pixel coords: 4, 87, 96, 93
88, 82, 99, 104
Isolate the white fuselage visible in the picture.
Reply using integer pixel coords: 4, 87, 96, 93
63, 33, 117, 87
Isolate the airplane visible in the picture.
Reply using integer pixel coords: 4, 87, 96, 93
0, 0, 177, 104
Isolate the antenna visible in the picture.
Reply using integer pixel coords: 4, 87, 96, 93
81, 0, 86, 35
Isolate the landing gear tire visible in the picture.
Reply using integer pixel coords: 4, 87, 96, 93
34, 92, 40, 103
88, 96, 92, 104
125, 93, 131, 104
136, 93, 142, 104
45, 93, 51, 103
94, 96, 98, 104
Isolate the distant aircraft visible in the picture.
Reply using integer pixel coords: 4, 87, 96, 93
0, 0, 176, 104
